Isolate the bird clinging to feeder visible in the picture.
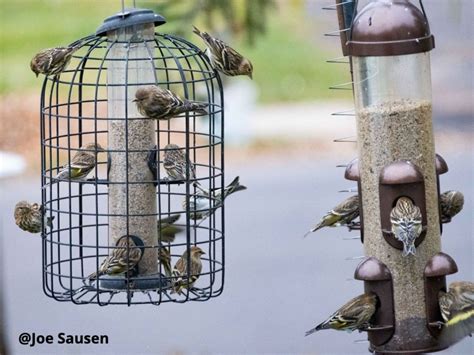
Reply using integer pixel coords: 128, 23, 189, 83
305, 293, 378, 335
171, 246, 206, 295
163, 144, 197, 182
30, 42, 83, 77
439, 190, 464, 223
192, 25, 253, 79
304, 195, 359, 237
14, 201, 54, 234
53, 143, 104, 182
133, 86, 208, 120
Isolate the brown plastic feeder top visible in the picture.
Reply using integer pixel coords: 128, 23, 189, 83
347, 0, 435, 56
380, 160, 423, 185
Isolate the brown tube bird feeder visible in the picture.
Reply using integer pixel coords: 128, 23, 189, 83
334, 0, 460, 353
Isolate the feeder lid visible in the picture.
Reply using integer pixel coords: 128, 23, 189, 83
96, 8, 166, 36
347, 0, 435, 56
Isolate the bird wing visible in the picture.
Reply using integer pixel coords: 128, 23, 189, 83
159, 214, 181, 227
50, 47, 74, 68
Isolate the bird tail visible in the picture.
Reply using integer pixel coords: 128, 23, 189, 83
402, 243, 416, 257
87, 271, 101, 281
305, 321, 330, 336
223, 176, 247, 200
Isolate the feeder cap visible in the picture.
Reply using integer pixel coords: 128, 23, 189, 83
347, 0, 435, 56
96, 8, 166, 36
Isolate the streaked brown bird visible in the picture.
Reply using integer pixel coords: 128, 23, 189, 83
183, 176, 247, 221
158, 214, 183, 244
390, 197, 423, 257
163, 144, 196, 182
53, 143, 104, 183
439, 281, 474, 346
305, 293, 377, 336
30, 43, 82, 77
171, 246, 205, 295
133, 86, 208, 120
14, 201, 54, 234
192, 25, 253, 79
440, 190, 464, 223
304, 195, 359, 237
158, 243, 172, 278
87, 235, 144, 281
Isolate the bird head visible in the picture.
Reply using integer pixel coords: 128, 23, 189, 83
133, 87, 152, 104
190, 246, 205, 258
30, 59, 40, 77
240, 58, 253, 79
14, 201, 31, 218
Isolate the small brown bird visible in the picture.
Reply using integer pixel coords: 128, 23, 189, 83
88, 235, 145, 281
390, 197, 423, 257
439, 281, 474, 346
440, 190, 464, 223
192, 25, 253, 79
30, 42, 82, 77
304, 195, 359, 237
305, 293, 377, 336
52, 143, 104, 183
158, 243, 172, 278
158, 214, 183, 244
183, 176, 247, 221
133, 86, 208, 120
14, 201, 54, 234
171, 246, 205, 295
163, 144, 196, 182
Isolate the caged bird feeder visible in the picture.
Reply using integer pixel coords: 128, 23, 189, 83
322, 0, 465, 353
40, 6, 227, 305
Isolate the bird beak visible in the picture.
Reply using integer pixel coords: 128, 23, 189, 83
35, 73, 39, 78
132, 98, 137, 102
248, 73, 253, 80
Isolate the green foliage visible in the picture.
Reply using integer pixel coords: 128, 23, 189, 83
0, 0, 349, 102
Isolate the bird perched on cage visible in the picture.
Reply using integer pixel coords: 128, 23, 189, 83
14, 201, 54, 234
30, 41, 83, 77
304, 195, 359, 237
158, 214, 184, 244
389, 196, 424, 257
51, 143, 104, 183
87, 235, 145, 281
133, 86, 208, 120
171, 246, 205, 295
305, 293, 378, 336
163, 144, 197, 182
440, 190, 464, 223
183, 176, 247, 222
192, 26, 253, 79
158, 243, 173, 278
438, 281, 474, 346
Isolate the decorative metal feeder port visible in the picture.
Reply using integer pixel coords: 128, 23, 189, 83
40, 7, 225, 306
324, 0, 464, 353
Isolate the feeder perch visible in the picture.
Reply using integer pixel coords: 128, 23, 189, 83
40, 7, 225, 305
379, 160, 427, 250
355, 257, 395, 347
345, 0, 451, 352
434, 153, 448, 232
424, 252, 458, 337
344, 157, 364, 242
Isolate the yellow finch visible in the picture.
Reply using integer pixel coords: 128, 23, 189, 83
171, 246, 205, 295
305, 293, 377, 335
192, 26, 253, 79
14, 201, 54, 234
304, 195, 359, 237
133, 86, 208, 120
183, 176, 246, 221
439, 281, 474, 346
440, 190, 464, 223
88, 235, 144, 280
163, 144, 196, 182
390, 197, 423, 257
158, 214, 183, 244
53, 143, 103, 183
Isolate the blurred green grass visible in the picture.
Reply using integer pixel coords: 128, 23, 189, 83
0, 0, 349, 103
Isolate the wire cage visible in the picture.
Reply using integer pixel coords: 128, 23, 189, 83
40, 8, 226, 306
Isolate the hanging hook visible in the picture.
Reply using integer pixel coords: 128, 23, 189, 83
121, 0, 125, 14
133, 0, 136, 8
